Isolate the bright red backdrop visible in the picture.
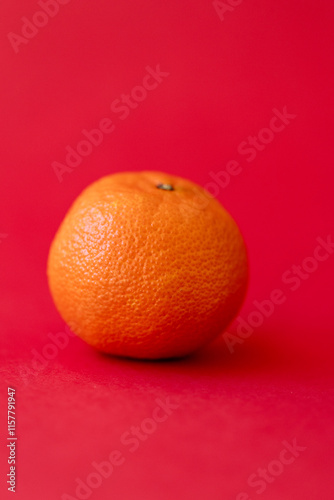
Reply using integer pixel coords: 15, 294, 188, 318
1, 1, 334, 499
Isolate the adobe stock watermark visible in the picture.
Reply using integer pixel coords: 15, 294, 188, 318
213, 0, 244, 22
19, 324, 76, 385
235, 438, 306, 499
223, 234, 334, 353
52, 64, 170, 183
177, 106, 296, 217
61, 396, 180, 500
8, 0, 72, 54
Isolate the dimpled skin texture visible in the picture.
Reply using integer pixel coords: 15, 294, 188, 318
47, 171, 248, 359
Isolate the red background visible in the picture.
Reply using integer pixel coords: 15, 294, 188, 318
1, 1, 334, 499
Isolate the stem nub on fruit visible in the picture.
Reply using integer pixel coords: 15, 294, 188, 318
156, 183, 174, 191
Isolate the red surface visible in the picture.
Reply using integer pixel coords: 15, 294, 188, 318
1, 1, 334, 499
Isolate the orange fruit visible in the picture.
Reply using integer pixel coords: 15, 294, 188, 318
47, 171, 248, 359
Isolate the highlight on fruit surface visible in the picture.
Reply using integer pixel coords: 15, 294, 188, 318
47, 171, 248, 359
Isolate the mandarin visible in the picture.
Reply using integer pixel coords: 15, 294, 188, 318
47, 171, 248, 359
